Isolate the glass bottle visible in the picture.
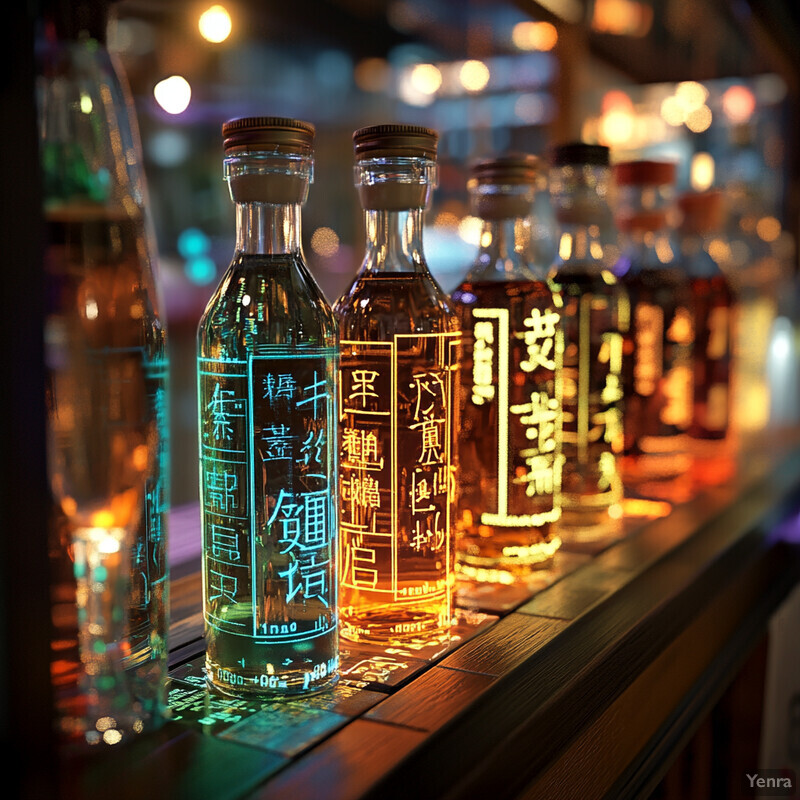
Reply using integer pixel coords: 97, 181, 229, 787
335, 124, 460, 644
613, 160, 694, 486
38, 0, 170, 746
677, 190, 735, 444
197, 118, 339, 697
451, 154, 563, 581
548, 143, 628, 539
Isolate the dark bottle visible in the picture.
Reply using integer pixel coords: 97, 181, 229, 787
335, 124, 461, 644
197, 118, 339, 697
548, 143, 628, 540
451, 154, 563, 581
677, 190, 735, 444
613, 160, 695, 486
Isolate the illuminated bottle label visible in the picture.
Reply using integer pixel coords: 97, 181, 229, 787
132, 352, 170, 647
339, 332, 459, 622
633, 303, 663, 397
472, 307, 564, 528
199, 347, 337, 651
660, 305, 694, 430
562, 292, 624, 503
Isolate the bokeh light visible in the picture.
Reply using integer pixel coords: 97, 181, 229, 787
153, 75, 192, 115
311, 227, 340, 257
459, 60, 490, 92
722, 85, 756, 124
410, 63, 442, 95
512, 21, 558, 51
198, 5, 232, 43
690, 152, 715, 192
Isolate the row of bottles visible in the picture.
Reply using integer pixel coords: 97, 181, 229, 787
196, 118, 740, 699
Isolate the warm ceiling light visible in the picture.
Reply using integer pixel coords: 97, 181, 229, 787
722, 85, 756, 124
690, 152, 715, 192
675, 81, 708, 112
459, 60, 490, 92
410, 63, 442, 95
685, 105, 712, 133
199, 5, 232, 43
154, 75, 192, 115
512, 21, 558, 51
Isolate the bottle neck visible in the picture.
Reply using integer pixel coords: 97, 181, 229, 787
555, 217, 610, 267
362, 208, 426, 273
551, 164, 616, 270
473, 216, 540, 280
235, 202, 302, 255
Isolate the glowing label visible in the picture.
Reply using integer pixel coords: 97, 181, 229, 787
199, 347, 337, 647
661, 306, 694, 429
339, 332, 459, 616
471, 307, 564, 528
633, 303, 662, 396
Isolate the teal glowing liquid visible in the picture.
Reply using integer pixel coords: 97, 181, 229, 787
198, 252, 339, 696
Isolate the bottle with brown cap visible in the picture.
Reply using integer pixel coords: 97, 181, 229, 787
548, 143, 628, 540
197, 117, 339, 697
450, 154, 563, 581
613, 159, 695, 489
334, 123, 460, 644
677, 190, 735, 449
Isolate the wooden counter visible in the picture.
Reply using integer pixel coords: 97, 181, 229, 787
57, 434, 800, 800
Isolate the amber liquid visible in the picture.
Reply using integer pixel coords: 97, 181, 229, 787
620, 267, 694, 482
44, 206, 169, 740
552, 268, 627, 535
336, 272, 460, 643
690, 275, 733, 440
451, 279, 562, 578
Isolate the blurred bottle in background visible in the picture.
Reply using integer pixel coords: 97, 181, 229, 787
38, 0, 170, 748
676, 190, 736, 483
613, 160, 694, 494
452, 154, 563, 582
548, 143, 627, 543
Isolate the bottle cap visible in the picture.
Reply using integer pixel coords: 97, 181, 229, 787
222, 117, 314, 204
468, 153, 539, 219
353, 123, 439, 210
678, 190, 725, 233
551, 142, 610, 167
469, 153, 539, 185
613, 160, 676, 186
353, 123, 438, 161
222, 116, 315, 155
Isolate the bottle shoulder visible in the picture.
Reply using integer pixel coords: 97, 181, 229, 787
334, 267, 459, 337
198, 253, 337, 354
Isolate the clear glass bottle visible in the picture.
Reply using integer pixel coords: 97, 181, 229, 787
613, 160, 694, 485
197, 118, 339, 697
335, 124, 460, 644
548, 143, 628, 539
677, 190, 734, 445
451, 154, 563, 581
38, 0, 170, 747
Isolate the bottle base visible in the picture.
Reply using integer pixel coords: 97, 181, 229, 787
340, 605, 454, 647
205, 669, 339, 700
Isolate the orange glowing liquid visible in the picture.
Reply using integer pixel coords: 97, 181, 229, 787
336, 272, 460, 644
451, 279, 562, 577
